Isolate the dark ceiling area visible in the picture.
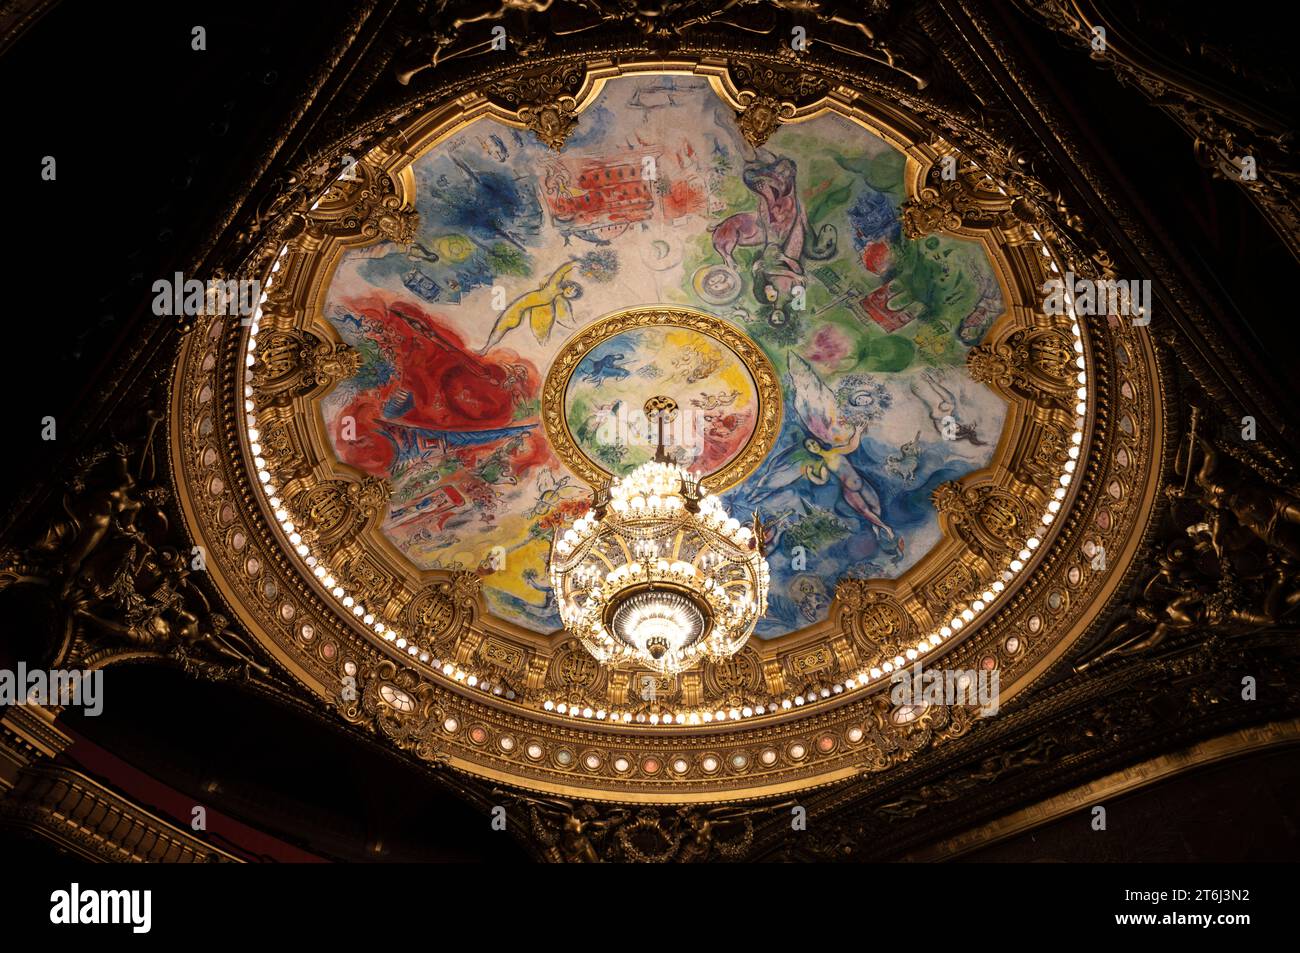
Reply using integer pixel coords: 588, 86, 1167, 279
58, 667, 530, 862
3, 0, 362, 501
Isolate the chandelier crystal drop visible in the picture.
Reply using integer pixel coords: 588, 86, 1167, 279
550, 396, 769, 674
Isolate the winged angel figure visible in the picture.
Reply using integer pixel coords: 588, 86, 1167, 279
750, 354, 900, 550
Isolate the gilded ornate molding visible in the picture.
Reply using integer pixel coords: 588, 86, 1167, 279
0, 408, 276, 683
250, 328, 363, 409
2, 0, 1295, 862
727, 62, 830, 146
1011, 0, 1300, 262
497, 786, 796, 862
0, 763, 241, 863
1078, 416, 1300, 671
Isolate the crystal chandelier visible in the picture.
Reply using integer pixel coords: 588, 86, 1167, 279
550, 397, 769, 674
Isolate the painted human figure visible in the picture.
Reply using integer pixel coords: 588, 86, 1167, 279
479, 261, 582, 353
910, 368, 985, 446
802, 422, 898, 544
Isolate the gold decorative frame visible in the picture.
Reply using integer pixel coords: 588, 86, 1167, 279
169, 56, 1162, 801
540, 306, 782, 492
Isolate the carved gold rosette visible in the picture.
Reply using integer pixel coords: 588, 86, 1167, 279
170, 57, 1162, 802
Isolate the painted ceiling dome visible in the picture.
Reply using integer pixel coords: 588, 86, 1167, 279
172, 55, 1151, 802
317, 75, 1007, 639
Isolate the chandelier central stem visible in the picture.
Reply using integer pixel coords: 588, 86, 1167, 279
645, 395, 677, 464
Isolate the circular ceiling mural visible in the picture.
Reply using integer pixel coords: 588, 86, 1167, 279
317, 74, 1007, 639
171, 56, 1160, 801
559, 320, 763, 484
545, 306, 779, 492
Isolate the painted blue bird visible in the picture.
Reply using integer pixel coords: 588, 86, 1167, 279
580, 353, 630, 385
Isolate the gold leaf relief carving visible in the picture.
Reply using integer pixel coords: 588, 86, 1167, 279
968, 327, 1077, 415
703, 647, 763, 706
933, 482, 1028, 564
518, 98, 581, 151
479, 636, 526, 675
785, 645, 834, 678
251, 328, 362, 409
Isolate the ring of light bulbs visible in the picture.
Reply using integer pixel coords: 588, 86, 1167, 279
242, 200, 1088, 726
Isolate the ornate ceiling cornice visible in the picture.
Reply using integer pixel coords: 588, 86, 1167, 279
1011, 0, 1300, 263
